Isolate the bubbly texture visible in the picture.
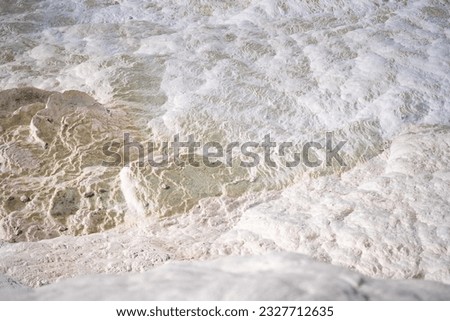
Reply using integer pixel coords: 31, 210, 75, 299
0, 0, 449, 295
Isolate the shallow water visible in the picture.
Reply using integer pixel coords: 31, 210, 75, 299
0, 0, 449, 287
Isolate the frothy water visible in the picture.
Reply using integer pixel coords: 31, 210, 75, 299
0, 0, 450, 287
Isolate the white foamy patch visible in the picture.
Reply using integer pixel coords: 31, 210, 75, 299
119, 167, 147, 219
